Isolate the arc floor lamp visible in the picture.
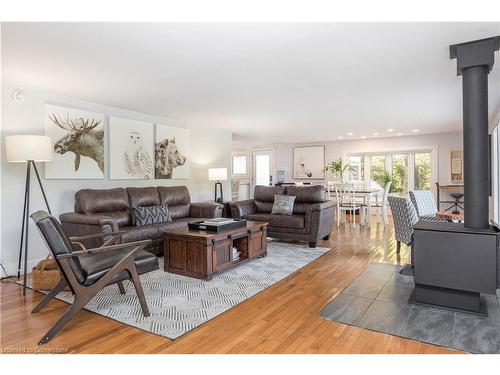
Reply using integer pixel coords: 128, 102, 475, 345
6, 135, 52, 296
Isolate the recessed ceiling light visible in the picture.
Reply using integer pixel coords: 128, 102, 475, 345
387, 128, 394, 132
397, 133, 403, 136
337, 136, 343, 139
360, 136, 366, 139
412, 129, 420, 133
373, 132, 379, 136
347, 132, 354, 136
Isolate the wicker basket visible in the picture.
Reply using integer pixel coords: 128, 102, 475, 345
32, 256, 63, 291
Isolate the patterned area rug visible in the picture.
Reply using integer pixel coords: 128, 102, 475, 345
28, 241, 330, 340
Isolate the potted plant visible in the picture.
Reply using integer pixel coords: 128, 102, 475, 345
381, 170, 393, 192
324, 158, 354, 182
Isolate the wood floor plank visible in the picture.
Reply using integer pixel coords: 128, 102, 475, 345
0, 217, 463, 354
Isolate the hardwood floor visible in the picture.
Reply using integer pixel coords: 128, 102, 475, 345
0, 218, 461, 354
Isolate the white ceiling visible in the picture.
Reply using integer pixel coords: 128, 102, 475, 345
2, 22, 500, 145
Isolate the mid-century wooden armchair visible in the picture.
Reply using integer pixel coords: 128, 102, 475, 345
30, 210, 159, 345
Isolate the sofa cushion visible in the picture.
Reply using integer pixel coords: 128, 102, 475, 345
286, 185, 325, 203
292, 202, 310, 215
158, 186, 191, 206
128, 187, 161, 226
271, 194, 296, 215
127, 187, 160, 208
255, 201, 274, 213
75, 188, 132, 227
254, 186, 286, 202
120, 219, 190, 243
157, 186, 191, 219
133, 204, 172, 227
167, 205, 190, 220
75, 188, 130, 214
243, 213, 305, 229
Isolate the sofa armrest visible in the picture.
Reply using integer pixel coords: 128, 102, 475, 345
229, 200, 256, 219
189, 202, 223, 218
59, 212, 119, 248
305, 201, 337, 214
60, 212, 118, 228
305, 201, 337, 240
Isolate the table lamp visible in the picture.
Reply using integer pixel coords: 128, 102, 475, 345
6, 135, 53, 296
208, 167, 227, 203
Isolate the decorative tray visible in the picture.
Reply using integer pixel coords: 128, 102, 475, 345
188, 219, 247, 233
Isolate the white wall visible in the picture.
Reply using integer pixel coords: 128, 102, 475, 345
234, 131, 463, 197
1, 86, 232, 275
272, 132, 462, 184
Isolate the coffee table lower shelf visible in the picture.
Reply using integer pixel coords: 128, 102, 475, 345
162, 221, 268, 280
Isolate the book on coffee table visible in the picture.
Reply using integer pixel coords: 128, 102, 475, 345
202, 218, 235, 225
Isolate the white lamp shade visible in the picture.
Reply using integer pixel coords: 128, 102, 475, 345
208, 167, 227, 181
5, 135, 53, 162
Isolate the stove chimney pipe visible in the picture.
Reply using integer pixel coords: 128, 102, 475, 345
450, 36, 500, 229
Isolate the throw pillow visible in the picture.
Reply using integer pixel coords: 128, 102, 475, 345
133, 204, 172, 227
271, 194, 296, 215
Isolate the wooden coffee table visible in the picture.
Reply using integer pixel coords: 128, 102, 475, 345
162, 220, 268, 280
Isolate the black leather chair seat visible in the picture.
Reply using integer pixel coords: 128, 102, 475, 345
80, 250, 159, 286
119, 219, 189, 243
243, 213, 305, 229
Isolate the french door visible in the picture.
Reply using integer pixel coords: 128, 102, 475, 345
252, 150, 273, 194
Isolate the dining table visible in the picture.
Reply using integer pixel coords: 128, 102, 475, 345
327, 182, 383, 227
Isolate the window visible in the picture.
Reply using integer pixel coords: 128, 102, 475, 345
348, 156, 364, 180
232, 155, 247, 175
370, 155, 387, 187
414, 152, 432, 190
345, 148, 434, 194
391, 154, 409, 194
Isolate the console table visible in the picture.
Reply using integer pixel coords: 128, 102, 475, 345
162, 221, 268, 279
435, 183, 464, 211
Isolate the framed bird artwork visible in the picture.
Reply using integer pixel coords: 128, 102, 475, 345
109, 117, 155, 179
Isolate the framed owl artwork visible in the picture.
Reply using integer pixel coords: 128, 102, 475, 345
109, 117, 155, 179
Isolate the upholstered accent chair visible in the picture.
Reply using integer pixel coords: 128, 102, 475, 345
387, 195, 419, 254
409, 190, 440, 221
30, 210, 159, 344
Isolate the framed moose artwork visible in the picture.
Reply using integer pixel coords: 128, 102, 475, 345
45, 104, 105, 179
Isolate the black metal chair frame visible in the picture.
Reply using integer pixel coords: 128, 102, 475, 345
31, 223, 153, 345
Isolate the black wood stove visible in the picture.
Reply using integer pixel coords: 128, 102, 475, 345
410, 36, 500, 315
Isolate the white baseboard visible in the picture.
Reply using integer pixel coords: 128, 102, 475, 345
1, 258, 44, 278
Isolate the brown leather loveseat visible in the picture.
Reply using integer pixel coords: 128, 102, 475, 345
60, 186, 223, 255
229, 185, 336, 248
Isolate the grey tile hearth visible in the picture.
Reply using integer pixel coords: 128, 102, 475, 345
320, 262, 500, 354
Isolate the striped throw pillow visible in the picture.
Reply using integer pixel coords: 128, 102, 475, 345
133, 204, 172, 227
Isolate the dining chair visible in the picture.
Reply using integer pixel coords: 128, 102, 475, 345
409, 190, 445, 222
326, 181, 337, 201
30, 210, 159, 344
387, 195, 418, 254
334, 183, 365, 227
370, 181, 392, 226
231, 178, 239, 201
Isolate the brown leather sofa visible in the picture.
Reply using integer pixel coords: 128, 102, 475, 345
59, 186, 223, 255
229, 185, 336, 248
